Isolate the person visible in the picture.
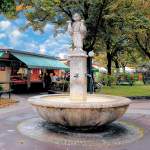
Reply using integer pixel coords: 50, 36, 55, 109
51, 73, 57, 82
50, 73, 58, 88
44, 73, 51, 89
65, 72, 70, 81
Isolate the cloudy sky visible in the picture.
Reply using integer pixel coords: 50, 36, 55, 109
0, 13, 71, 58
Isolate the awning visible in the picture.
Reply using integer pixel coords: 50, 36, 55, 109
12, 52, 69, 70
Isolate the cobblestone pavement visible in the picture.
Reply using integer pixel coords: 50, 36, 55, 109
0, 94, 150, 150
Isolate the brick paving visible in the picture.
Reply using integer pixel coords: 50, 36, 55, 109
0, 94, 150, 150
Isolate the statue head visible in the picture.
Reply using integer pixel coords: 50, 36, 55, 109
73, 13, 81, 21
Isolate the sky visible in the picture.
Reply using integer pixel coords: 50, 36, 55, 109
0, 13, 71, 58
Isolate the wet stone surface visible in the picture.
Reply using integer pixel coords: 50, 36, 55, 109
0, 94, 150, 150
18, 118, 143, 147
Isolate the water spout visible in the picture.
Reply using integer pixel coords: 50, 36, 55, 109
74, 73, 79, 78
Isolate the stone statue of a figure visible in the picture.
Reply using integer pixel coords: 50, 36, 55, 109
67, 13, 87, 51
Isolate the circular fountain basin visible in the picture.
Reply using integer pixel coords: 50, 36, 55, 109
28, 94, 131, 128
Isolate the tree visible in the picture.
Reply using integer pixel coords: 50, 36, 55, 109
126, 0, 150, 59
1, 0, 149, 75
103, 0, 150, 74
0, 0, 17, 18
93, 52, 107, 67
115, 48, 143, 74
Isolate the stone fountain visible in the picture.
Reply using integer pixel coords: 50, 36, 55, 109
28, 13, 131, 128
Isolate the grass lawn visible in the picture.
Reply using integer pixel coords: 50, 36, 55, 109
97, 85, 150, 97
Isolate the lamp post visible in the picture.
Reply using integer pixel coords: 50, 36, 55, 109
88, 50, 95, 94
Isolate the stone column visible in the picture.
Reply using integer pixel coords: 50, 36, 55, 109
69, 51, 88, 101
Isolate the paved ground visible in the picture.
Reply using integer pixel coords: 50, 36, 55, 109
0, 93, 150, 150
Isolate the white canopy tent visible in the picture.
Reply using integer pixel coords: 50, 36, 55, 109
92, 65, 107, 73
115, 67, 136, 74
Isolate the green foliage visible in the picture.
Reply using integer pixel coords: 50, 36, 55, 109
123, 0, 150, 59
103, 75, 116, 86
0, 0, 17, 19
19, 0, 130, 50
24, 0, 58, 31
3, 0, 149, 58
0, 0, 149, 74
0, 85, 3, 91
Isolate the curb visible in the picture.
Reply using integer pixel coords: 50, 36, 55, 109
127, 96, 150, 100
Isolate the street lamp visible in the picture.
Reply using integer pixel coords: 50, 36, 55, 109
88, 51, 95, 57
88, 50, 95, 94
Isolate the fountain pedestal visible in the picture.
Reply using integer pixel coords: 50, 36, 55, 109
70, 50, 88, 101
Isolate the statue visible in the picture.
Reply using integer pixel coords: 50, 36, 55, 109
67, 13, 87, 51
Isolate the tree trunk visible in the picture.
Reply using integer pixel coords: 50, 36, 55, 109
107, 52, 112, 75
114, 59, 120, 78
106, 52, 112, 87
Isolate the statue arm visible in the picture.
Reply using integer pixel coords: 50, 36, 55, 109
67, 21, 73, 35
80, 20, 87, 37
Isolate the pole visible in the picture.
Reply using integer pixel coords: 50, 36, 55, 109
89, 57, 93, 94
87, 56, 90, 92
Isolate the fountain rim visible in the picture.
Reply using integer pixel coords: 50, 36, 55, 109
28, 94, 131, 109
